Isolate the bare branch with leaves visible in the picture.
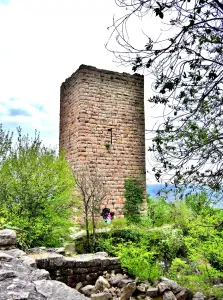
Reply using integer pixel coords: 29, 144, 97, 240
108, 0, 223, 190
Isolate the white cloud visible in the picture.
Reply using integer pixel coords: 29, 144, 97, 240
0, 0, 164, 181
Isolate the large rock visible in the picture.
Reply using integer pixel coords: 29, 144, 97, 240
120, 281, 136, 300
6, 248, 26, 258
161, 278, 183, 294
0, 252, 14, 261
164, 291, 177, 300
176, 288, 193, 300
91, 292, 112, 300
19, 255, 37, 268
31, 269, 51, 280
109, 274, 125, 286
192, 292, 205, 300
0, 229, 17, 249
34, 279, 89, 299
0, 231, 89, 300
81, 285, 96, 297
158, 282, 171, 294
95, 276, 110, 292
146, 287, 159, 298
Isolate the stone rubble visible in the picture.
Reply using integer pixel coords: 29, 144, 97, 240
1, 229, 220, 300
0, 229, 89, 300
77, 270, 213, 300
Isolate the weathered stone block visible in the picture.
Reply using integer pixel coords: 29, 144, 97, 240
63, 257, 76, 268
86, 272, 98, 282
0, 229, 17, 249
75, 268, 89, 274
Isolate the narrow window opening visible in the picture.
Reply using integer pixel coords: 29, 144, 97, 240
108, 128, 112, 144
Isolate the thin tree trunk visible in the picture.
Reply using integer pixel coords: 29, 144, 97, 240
92, 208, 96, 252
85, 206, 90, 252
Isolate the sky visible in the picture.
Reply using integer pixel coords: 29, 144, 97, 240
0, 0, 163, 182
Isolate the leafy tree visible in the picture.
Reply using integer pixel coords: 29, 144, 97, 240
124, 178, 144, 223
109, 0, 223, 189
0, 126, 77, 248
0, 124, 12, 164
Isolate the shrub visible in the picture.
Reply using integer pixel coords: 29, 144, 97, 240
168, 257, 223, 296
185, 191, 214, 215
146, 196, 172, 227
151, 228, 185, 264
110, 228, 143, 244
124, 178, 144, 223
0, 127, 78, 248
111, 217, 127, 230
116, 242, 160, 281
94, 235, 116, 256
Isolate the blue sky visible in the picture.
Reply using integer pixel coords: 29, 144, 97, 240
0, 0, 10, 5
0, 0, 162, 181
0, 0, 124, 146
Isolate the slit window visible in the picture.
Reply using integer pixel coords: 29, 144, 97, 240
108, 128, 112, 144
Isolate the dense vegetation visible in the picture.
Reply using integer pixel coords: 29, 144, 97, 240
0, 125, 78, 248
76, 191, 223, 297
1, 124, 223, 296
123, 178, 144, 223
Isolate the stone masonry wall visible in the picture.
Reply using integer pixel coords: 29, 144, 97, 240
34, 252, 122, 288
60, 65, 145, 215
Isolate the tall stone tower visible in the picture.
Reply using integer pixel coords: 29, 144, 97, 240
60, 65, 145, 216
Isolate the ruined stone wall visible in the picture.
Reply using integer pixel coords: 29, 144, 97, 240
60, 65, 145, 215
35, 252, 121, 288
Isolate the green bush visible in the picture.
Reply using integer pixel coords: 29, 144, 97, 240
185, 191, 214, 215
146, 196, 172, 227
168, 257, 223, 296
86, 189, 223, 296
93, 228, 144, 255
94, 235, 116, 256
183, 212, 223, 271
117, 242, 160, 281
124, 178, 143, 223
111, 228, 142, 244
149, 228, 185, 264
0, 126, 78, 248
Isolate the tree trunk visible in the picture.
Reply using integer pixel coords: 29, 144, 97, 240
85, 206, 90, 252
91, 208, 96, 252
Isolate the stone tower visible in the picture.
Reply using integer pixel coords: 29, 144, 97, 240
59, 65, 145, 216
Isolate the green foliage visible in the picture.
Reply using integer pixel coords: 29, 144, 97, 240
93, 227, 143, 255
146, 195, 172, 226
0, 124, 12, 164
94, 190, 223, 295
116, 242, 160, 281
111, 0, 223, 189
110, 228, 142, 244
168, 257, 223, 296
185, 191, 214, 215
183, 212, 223, 272
124, 178, 143, 223
0, 126, 78, 248
150, 228, 185, 264
110, 217, 127, 230
95, 236, 116, 256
